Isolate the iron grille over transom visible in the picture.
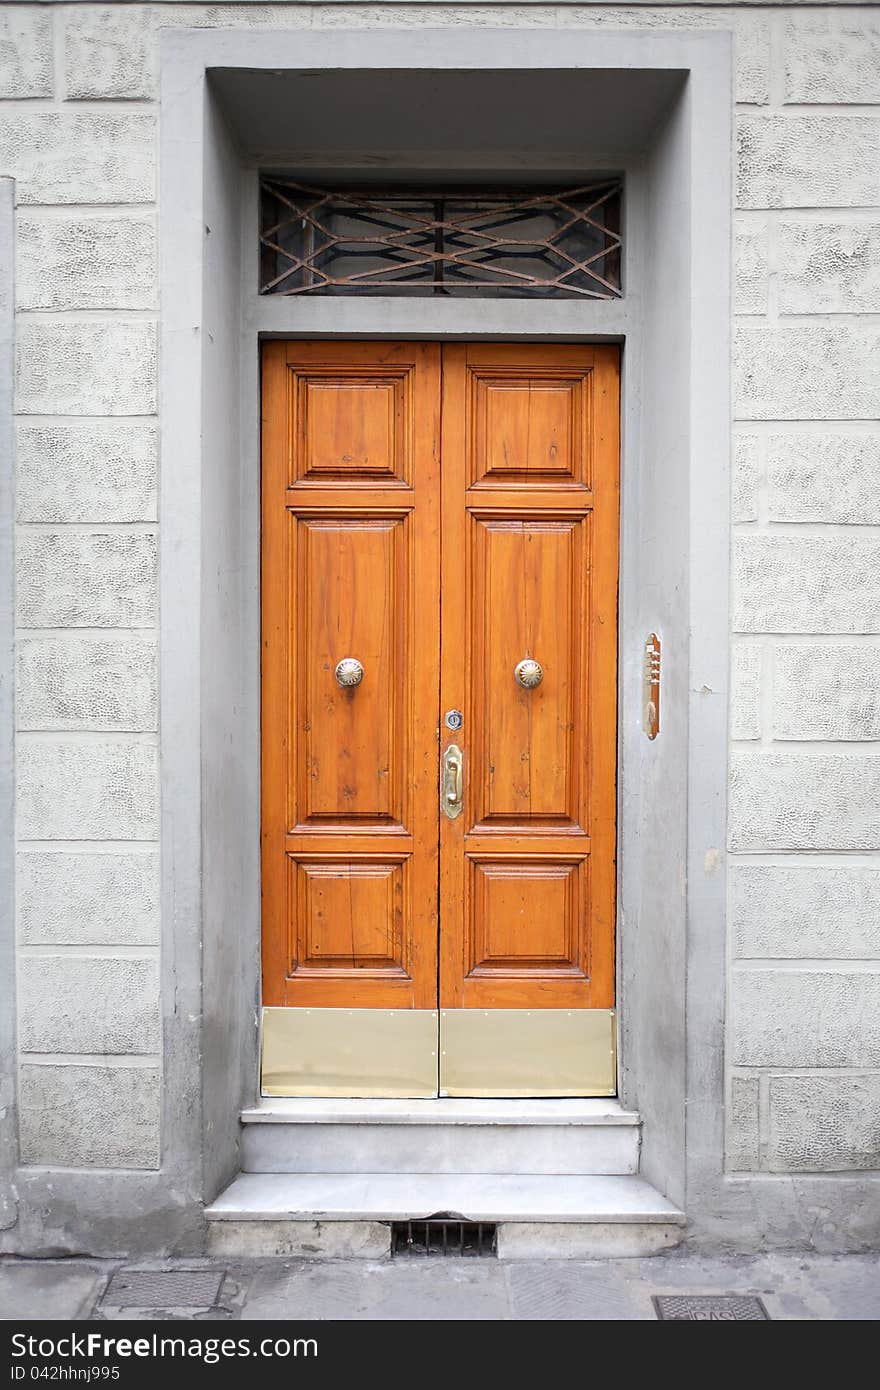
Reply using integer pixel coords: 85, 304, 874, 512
260, 179, 622, 299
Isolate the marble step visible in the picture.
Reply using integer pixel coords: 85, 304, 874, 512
205, 1171, 684, 1258
240, 1099, 641, 1176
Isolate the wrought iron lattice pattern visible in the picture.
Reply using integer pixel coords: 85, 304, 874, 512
260, 180, 622, 299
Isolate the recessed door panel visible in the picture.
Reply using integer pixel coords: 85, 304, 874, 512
470, 515, 587, 829
290, 367, 412, 486
292, 514, 408, 828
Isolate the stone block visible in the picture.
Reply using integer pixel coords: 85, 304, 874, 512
15, 321, 157, 416
16, 423, 158, 524
19, 1064, 160, 1168
778, 222, 880, 315
734, 324, 879, 419
734, 224, 768, 314
728, 752, 880, 851
17, 850, 159, 946
727, 1074, 760, 1172
733, 536, 880, 635
767, 433, 880, 525
17, 215, 157, 312
730, 645, 761, 741
730, 969, 880, 1067
0, 11, 53, 98
785, 17, 880, 104
496, 1223, 682, 1260
0, 112, 154, 204
209, 1221, 391, 1260
17, 635, 158, 732
63, 6, 155, 99
737, 116, 880, 209
17, 738, 159, 841
18, 956, 160, 1054
16, 531, 157, 629
731, 864, 880, 960
732, 434, 760, 523
766, 1074, 880, 1173
774, 645, 880, 741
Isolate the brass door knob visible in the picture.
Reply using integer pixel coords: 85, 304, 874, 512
514, 658, 543, 689
334, 657, 364, 688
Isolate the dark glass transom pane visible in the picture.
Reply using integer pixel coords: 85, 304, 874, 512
260, 180, 622, 299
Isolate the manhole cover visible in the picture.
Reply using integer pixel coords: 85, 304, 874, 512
653, 1294, 770, 1320
102, 1270, 224, 1308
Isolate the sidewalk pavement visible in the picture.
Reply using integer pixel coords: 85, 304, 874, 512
2, 1250, 879, 1320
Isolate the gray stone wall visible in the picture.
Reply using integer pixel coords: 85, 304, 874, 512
1, 2, 879, 1186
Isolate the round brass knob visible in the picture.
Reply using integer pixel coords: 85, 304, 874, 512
334, 658, 364, 688
514, 658, 543, 690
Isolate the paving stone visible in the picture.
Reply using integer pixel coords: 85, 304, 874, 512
241, 1258, 509, 1321
505, 1260, 649, 1320
0, 1262, 100, 1321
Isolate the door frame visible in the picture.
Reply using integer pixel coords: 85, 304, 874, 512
156, 25, 733, 1241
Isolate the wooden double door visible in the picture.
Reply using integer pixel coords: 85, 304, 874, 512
261, 341, 620, 1096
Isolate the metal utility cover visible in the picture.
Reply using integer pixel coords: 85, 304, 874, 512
102, 1270, 224, 1309
653, 1294, 770, 1320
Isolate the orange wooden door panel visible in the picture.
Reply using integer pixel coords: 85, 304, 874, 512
262, 340, 620, 1019
439, 344, 620, 1010
261, 341, 441, 1008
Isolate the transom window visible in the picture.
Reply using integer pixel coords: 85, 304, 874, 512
259, 179, 622, 299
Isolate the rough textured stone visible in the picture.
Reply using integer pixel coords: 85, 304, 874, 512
766, 1074, 880, 1173
778, 222, 880, 315
16, 423, 158, 524
785, 16, 880, 105
730, 644, 761, 741
17, 851, 160, 947
729, 752, 880, 851
0, 112, 154, 205
17, 215, 157, 312
15, 321, 157, 416
734, 324, 880, 420
19, 1064, 160, 1168
209, 1221, 391, 1260
18, 956, 160, 1055
767, 433, 880, 525
732, 434, 759, 523
727, 1074, 760, 1172
734, 224, 768, 315
731, 865, 880, 960
730, 969, 880, 1067
737, 116, 880, 209
0, 11, 53, 98
64, 6, 155, 99
774, 645, 880, 741
16, 532, 157, 629
17, 635, 158, 732
733, 536, 880, 635
17, 739, 159, 841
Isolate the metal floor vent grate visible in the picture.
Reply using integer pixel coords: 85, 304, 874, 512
391, 1215, 497, 1258
653, 1294, 770, 1321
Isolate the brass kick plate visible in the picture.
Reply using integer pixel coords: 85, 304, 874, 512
440, 1009, 617, 1097
261, 1007, 439, 1098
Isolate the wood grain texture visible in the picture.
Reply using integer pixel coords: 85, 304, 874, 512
439, 344, 619, 1010
263, 341, 619, 1016
262, 341, 441, 1007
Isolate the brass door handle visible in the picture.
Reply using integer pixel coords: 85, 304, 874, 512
442, 744, 463, 820
514, 658, 543, 689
